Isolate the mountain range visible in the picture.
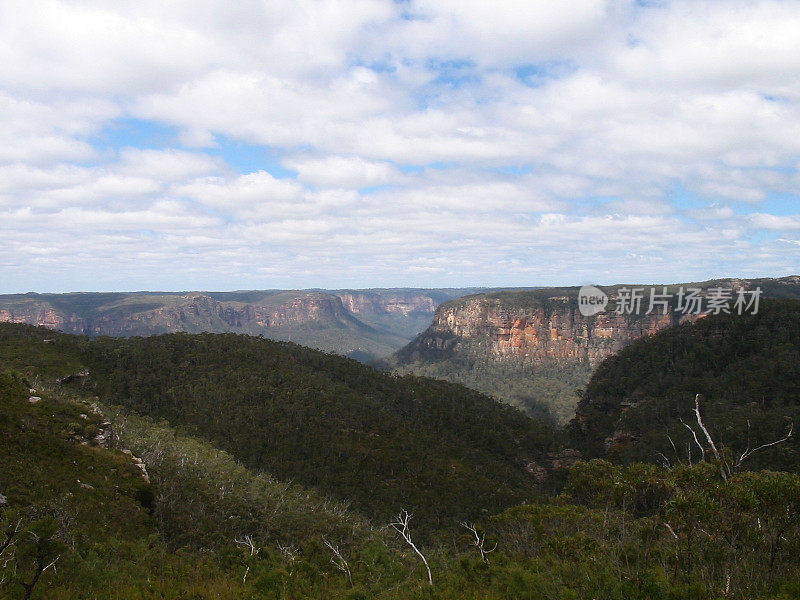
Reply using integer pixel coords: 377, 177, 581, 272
4, 276, 800, 421
0, 288, 508, 361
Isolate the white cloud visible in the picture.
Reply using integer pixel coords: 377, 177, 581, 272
1, 0, 800, 292
286, 155, 401, 188
749, 213, 800, 231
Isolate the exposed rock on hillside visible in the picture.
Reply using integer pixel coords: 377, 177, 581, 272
388, 277, 800, 421
0, 288, 500, 361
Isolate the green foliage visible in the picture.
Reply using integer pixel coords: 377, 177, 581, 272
85, 332, 556, 532
491, 461, 800, 600
0, 323, 556, 534
570, 300, 800, 470
4, 313, 800, 599
106, 407, 376, 551
393, 358, 591, 425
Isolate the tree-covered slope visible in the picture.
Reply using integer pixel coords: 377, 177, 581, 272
5, 321, 800, 600
0, 323, 557, 534
0, 363, 422, 599
569, 299, 800, 470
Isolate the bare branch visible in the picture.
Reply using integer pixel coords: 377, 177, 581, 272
655, 451, 671, 469
460, 522, 497, 562
389, 510, 433, 585
323, 538, 353, 586
736, 422, 793, 468
234, 534, 259, 556
680, 417, 705, 461
694, 394, 720, 461
277, 542, 298, 576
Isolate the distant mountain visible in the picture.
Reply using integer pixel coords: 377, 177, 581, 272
383, 277, 800, 423
0, 287, 511, 361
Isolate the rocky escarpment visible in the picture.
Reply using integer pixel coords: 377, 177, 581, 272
87, 292, 359, 336
398, 294, 682, 368
0, 302, 87, 333
0, 288, 500, 361
393, 277, 800, 370
336, 292, 436, 316
0, 292, 363, 337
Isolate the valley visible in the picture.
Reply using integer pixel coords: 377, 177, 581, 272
0, 288, 509, 362
5, 277, 800, 424
2, 298, 800, 599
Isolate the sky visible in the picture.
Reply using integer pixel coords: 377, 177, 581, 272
2, 0, 800, 293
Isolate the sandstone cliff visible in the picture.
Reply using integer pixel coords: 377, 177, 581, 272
397, 294, 680, 368
0, 301, 87, 333
393, 277, 800, 370
387, 277, 800, 422
336, 292, 436, 316
0, 288, 496, 361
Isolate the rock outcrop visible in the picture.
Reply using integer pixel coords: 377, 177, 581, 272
336, 292, 436, 316
393, 277, 800, 370
404, 295, 681, 368
0, 303, 87, 332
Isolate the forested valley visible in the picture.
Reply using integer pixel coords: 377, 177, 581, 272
1, 301, 800, 599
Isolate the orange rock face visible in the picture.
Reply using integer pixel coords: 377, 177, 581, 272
0, 304, 86, 332
416, 296, 692, 367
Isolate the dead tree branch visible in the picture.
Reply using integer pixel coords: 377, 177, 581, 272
389, 510, 433, 585
460, 522, 497, 562
323, 538, 353, 586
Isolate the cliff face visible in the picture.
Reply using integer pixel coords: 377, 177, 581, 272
0, 292, 361, 336
0, 302, 87, 334
0, 289, 461, 361
336, 292, 436, 316
410, 295, 681, 368
396, 276, 800, 370
90, 292, 358, 336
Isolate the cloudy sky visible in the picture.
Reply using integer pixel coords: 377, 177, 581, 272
2, 0, 800, 293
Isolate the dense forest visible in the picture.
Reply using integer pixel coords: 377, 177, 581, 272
390, 356, 592, 425
570, 299, 800, 471
0, 323, 559, 532
2, 302, 800, 599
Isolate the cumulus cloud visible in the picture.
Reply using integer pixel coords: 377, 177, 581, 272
1, 0, 799, 292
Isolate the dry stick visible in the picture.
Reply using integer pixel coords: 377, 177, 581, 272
389, 510, 433, 586
736, 422, 794, 469
323, 539, 353, 586
680, 417, 705, 461
460, 522, 497, 562
693, 394, 720, 461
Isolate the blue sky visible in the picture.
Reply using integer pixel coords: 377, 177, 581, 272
1, 0, 800, 293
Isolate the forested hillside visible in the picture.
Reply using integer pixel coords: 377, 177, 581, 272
3, 317, 800, 599
0, 323, 557, 532
569, 299, 800, 470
